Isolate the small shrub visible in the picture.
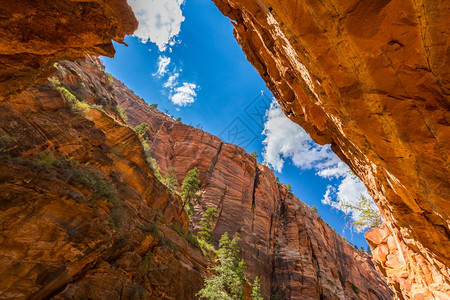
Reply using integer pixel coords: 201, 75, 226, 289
134, 123, 150, 138
107, 73, 114, 83
0, 133, 15, 151
142, 252, 151, 271
149, 104, 158, 109
116, 104, 128, 123
142, 223, 160, 238
250, 151, 258, 159
286, 184, 292, 193
312, 205, 318, 213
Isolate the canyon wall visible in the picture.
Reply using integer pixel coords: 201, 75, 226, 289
0, 54, 393, 299
0, 0, 137, 98
0, 58, 207, 299
115, 58, 393, 299
211, 0, 450, 298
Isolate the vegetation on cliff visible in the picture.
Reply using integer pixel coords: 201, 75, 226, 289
181, 167, 201, 216
198, 233, 247, 299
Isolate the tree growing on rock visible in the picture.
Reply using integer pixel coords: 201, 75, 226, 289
164, 167, 178, 192
198, 207, 218, 244
198, 233, 247, 300
181, 167, 200, 216
251, 276, 263, 300
341, 195, 383, 231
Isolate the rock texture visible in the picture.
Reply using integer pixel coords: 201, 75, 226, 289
116, 64, 393, 299
0, 57, 206, 299
0, 55, 393, 299
0, 0, 137, 98
211, 0, 450, 298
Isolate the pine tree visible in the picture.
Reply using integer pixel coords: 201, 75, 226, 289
198, 207, 218, 243
164, 167, 178, 192
181, 167, 200, 216
198, 233, 246, 300
251, 276, 263, 300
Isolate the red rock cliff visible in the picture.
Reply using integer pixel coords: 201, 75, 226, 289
0, 57, 207, 299
0, 0, 137, 98
115, 65, 393, 299
0, 52, 393, 299
211, 0, 450, 298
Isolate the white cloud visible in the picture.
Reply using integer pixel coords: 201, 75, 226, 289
262, 101, 346, 176
164, 72, 179, 89
128, 0, 185, 51
154, 56, 171, 77
322, 174, 380, 231
170, 83, 197, 106
262, 100, 380, 230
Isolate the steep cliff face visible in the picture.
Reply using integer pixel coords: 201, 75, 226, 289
115, 64, 393, 299
0, 58, 207, 299
211, 0, 450, 298
0, 0, 137, 98
0, 53, 393, 299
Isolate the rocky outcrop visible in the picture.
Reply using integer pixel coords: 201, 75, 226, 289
0, 0, 137, 98
115, 64, 393, 299
212, 0, 450, 298
0, 57, 206, 299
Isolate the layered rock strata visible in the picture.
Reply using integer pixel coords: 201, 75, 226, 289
0, 55, 393, 299
0, 58, 206, 299
211, 0, 450, 298
115, 58, 393, 299
0, 0, 137, 98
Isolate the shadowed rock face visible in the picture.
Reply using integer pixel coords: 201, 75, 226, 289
211, 0, 450, 298
0, 0, 137, 98
0, 57, 206, 300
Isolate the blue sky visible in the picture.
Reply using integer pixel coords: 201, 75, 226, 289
102, 0, 373, 249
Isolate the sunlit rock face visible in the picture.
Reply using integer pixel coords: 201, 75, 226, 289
0, 0, 137, 98
211, 0, 450, 298
116, 69, 393, 300
0, 54, 392, 299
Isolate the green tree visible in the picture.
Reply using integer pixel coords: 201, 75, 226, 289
198, 233, 246, 300
198, 207, 218, 243
164, 167, 178, 192
341, 195, 382, 231
175, 117, 182, 122
181, 167, 200, 216
251, 276, 263, 300
134, 123, 150, 139
149, 103, 158, 109
286, 184, 292, 193
249, 152, 258, 159
312, 205, 318, 213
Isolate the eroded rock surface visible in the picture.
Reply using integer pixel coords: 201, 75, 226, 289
0, 57, 206, 299
211, 0, 450, 298
115, 64, 393, 299
0, 0, 137, 98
